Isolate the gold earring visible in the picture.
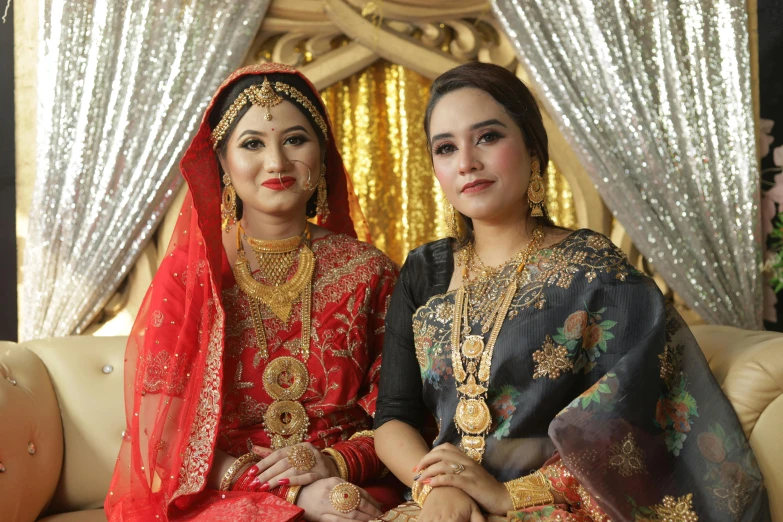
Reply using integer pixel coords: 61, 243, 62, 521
316, 165, 329, 222
446, 204, 460, 238
527, 158, 546, 218
221, 173, 237, 232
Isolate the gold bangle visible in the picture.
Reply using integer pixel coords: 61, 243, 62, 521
504, 470, 555, 510
322, 447, 349, 480
411, 480, 433, 507
286, 485, 302, 505
349, 430, 374, 440
219, 453, 261, 491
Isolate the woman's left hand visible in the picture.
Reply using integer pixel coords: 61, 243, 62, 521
413, 443, 513, 516
246, 443, 340, 491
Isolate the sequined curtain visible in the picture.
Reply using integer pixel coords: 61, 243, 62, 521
494, 0, 762, 329
21, 1, 270, 340
321, 59, 576, 265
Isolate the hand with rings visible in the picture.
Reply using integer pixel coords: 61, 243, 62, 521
296, 477, 383, 522
413, 442, 514, 516
245, 442, 341, 491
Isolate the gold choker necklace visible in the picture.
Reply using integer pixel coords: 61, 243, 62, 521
232, 223, 314, 359
451, 225, 544, 462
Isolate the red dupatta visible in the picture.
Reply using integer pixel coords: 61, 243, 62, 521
106, 63, 368, 521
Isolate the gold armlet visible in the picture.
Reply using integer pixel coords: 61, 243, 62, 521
411, 480, 433, 507
504, 470, 555, 510
219, 453, 260, 491
321, 447, 350, 480
286, 485, 302, 504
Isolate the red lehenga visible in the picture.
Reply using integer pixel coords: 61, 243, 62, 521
105, 64, 398, 521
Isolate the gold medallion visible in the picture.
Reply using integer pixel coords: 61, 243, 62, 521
455, 398, 492, 434
264, 400, 310, 448
461, 335, 485, 358
263, 356, 309, 401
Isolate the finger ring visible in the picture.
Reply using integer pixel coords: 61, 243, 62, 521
450, 462, 465, 475
287, 445, 317, 472
329, 482, 361, 513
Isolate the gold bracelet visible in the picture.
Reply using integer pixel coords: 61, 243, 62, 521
504, 470, 555, 510
321, 447, 350, 480
411, 480, 433, 507
286, 485, 302, 505
219, 453, 261, 491
349, 430, 374, 440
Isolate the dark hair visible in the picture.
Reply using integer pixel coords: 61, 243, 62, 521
210, 73, 328, 219
424, 62, 555, 237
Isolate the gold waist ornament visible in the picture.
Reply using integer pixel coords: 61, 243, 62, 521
451, 225, 544, 462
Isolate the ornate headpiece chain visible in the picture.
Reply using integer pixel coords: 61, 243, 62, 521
210, 76, 329, 149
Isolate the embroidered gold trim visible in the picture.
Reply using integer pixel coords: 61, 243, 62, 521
532, 334, 574, 379
173, 306, 224, 499
608, 432, 647, 477
651, 493, 699, 522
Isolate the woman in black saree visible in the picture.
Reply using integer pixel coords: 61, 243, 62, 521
373, 62, 770, 522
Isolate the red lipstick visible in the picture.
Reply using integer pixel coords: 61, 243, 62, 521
461, 179, 495, 194
262, 177, 296, 191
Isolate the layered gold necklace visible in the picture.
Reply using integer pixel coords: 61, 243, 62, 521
232, 222, 315, 449
451, 225, 544, 462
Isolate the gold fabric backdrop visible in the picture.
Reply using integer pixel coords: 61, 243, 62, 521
321, 60, 576, 265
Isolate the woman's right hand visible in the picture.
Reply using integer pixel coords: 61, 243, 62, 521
418, 486, 485, 522
296, 477, 383, 522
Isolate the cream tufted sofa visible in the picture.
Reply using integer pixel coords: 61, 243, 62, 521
0, 327, 782, 522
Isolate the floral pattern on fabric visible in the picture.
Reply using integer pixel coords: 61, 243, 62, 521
654, 373, 698, 456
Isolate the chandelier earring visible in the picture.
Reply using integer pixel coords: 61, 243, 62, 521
446, 204, 461, 239
315, 163, 329, 222
527, 158, 546, 218
221, 173, 238, 232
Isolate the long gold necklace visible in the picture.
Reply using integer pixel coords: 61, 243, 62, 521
451, 225, 544, 462
231, 223, 315, 449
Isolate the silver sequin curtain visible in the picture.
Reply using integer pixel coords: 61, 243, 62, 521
493, 0, 762, 329
21, 1, 270, 340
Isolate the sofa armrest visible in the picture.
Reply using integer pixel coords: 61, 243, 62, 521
23, 336, 127, 517
0, 343, 64, 522
692, 325, 783, 522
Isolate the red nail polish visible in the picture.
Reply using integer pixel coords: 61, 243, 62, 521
247, 467, 259, 477
249, 477, 260, 487
258, 482, 271, 492
278, 478, 290, 486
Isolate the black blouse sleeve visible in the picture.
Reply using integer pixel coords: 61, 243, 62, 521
374, 239, 454, 431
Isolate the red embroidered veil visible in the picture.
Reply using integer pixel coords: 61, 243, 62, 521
105, 63, 369, 521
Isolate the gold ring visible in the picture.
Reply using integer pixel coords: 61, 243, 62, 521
287, 445, 317, 472
450, 462, 465, 475
329, 482, 361, 513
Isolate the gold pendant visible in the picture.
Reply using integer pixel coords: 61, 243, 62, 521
455, 398, 492, 435
461, 335, 485, 358
264, 400, 310, 449
460, 436, 486, 462
263, 356, 309, 401
457, 374, 487, 398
